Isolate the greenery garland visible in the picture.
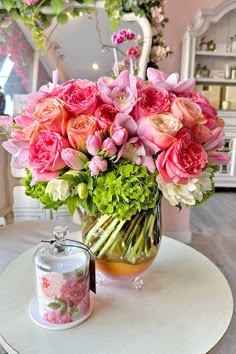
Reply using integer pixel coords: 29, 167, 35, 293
0, 0, 171, 66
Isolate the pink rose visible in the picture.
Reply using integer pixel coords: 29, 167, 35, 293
95, 104, 118, 132
29, 131, 70, 181
136, 85, 170, 117
170, 97, 206, 127
51, 79, 98, 115
156, 128, 208, 184
67, 114, 97, 150
33, 97, 70, 136
137, 113, 182, 153
86, 132, 102, 156
88, 156, 108, 176
60, 277, 89, 305
43, 310, 72, 324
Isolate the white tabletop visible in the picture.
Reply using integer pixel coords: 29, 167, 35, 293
0, 235, 233, 354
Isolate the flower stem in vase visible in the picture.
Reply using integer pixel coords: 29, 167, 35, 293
113, 47, 119, 76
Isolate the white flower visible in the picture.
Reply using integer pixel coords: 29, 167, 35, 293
156, 168, 213, 207
45, 178, 70, 202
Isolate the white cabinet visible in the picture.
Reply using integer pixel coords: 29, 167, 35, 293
180, 0, 236, 187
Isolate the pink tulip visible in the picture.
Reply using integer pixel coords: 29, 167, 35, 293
207, 151, 230, 165
102, 138, 117, 157
204, 127, 225, 151
61, 148, 88, 169
86, 132, 102, 156
111, 126, 128, 145
88, 156, 108, 176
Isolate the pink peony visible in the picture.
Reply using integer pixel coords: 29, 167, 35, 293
136, 85, 170, 117
95, 104, 118, 132
43, 310, 72, 324
60, 278, 89, 305
156, 128, 208, 184
51, 79, 98, 115
28, 131, 70, 181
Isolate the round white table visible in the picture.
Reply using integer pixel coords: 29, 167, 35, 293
0, 235, 233, 354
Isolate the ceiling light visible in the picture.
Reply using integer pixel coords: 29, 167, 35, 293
92, 63, 99, 70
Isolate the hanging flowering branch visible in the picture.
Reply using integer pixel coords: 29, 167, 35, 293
111, 28, 142, 76
1, 0, 172, 63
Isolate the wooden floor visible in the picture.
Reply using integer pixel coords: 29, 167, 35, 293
190, 188, 236, 354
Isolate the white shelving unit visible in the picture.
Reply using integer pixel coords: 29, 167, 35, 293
180, 0, 236, 187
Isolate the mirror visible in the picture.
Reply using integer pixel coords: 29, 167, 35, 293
42, 5, 152, 82
0, 1, 152, 114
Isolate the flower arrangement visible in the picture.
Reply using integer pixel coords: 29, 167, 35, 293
1, 68, 229, 266
2, 68, 229, 212
0, 0, 171, 66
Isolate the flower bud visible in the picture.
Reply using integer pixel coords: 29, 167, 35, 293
77, 182, 88, 199
86, 132, 102, 156
111, 127, 128, 145
102, 138, 117, 157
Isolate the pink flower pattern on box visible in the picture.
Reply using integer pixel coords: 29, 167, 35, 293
41, 272, 65, 299
39, 272, 90, 324
43, 310, 72, 324
60, 278, 89, 305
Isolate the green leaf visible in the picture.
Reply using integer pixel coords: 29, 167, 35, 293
57, 12, 69, 25
2, 0, 14, 12
50, 0, 64, 15
67, 197, 79, 216
47, 302, 61, 310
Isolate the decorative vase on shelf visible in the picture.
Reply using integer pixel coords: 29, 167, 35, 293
81, 200, 162, 283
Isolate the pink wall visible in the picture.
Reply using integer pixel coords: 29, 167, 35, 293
160, 0, 223, 239
159, 0, 224, 75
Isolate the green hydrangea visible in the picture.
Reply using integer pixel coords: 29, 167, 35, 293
92, 161, 159, 220
21, 169, 64, 210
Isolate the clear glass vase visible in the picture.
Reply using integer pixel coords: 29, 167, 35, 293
81, 202, 162, 282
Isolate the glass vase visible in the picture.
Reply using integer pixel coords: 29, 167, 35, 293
81, 201, 162, 282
